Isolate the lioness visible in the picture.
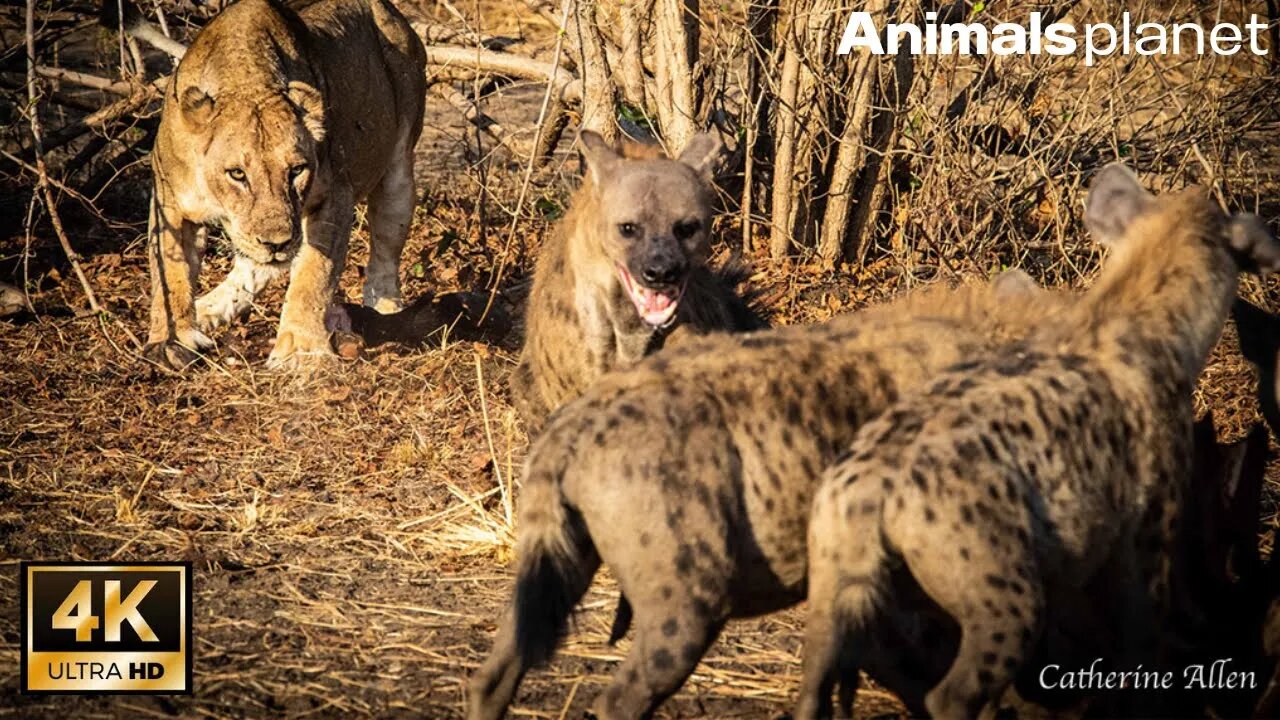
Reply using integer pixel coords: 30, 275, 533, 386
143, 0, 425, 368
511, 131, 765, 433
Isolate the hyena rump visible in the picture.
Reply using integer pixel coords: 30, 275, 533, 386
796, 165, 1280, 720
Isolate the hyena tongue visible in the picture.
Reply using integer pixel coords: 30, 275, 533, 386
635, 287, 678, 326
640, 288, 672, 313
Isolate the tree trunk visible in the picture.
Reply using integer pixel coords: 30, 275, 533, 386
618, 0, 651, 108
570, 0, 618, 143
653, 0, 699, 151
768, 25, 801, 261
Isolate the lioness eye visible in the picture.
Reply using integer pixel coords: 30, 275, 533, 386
226, 167, 247, 183
289, 164, 308, 180
618, 223, 640, 239
673, 219, 701, 240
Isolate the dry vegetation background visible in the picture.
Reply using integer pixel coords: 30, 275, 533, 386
1, 0, 1280, 717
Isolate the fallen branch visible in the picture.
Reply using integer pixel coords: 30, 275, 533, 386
424, 45, 582, 102
431, 84, 534, 158
35, 65, 136, 95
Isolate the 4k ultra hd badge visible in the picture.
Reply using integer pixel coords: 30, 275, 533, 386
20, 562, 192, 694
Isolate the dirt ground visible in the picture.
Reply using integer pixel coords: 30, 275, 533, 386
3, 1, 1280, 718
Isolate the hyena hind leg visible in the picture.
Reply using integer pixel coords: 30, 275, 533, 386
914, 551, 1043, 720
589, 587, 725, 720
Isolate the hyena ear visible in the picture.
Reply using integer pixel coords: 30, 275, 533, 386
287, 81, 326, 143
579, 130, 622, 187
1228, 213, 1280, 277
990, 268, 1041, 298
1085, 163, 1153, 246
676, 131, 723, 178
180, 86, 215, 127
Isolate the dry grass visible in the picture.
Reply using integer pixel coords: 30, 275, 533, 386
2, 0, 1280, 718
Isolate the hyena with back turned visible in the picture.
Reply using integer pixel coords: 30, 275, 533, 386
796, 165, 1280, 720
512, 132, 765, 434
468, 267, 1063, 720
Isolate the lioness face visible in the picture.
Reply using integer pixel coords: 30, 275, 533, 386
184, 87, 321, 265
580, 132, 722, 329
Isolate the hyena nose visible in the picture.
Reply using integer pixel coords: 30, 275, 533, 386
641, 256, 687, 286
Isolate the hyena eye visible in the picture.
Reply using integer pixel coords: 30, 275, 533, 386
226, 167, 247, 184
618, 222, 640, 239
673, 219, 702, 240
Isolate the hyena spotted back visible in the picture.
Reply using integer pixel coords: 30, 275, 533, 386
795, 166, 1280, 720
468, 268, 1068, 720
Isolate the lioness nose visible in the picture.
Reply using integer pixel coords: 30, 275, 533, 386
261, 238, 291, 253
641, 256, 687, 286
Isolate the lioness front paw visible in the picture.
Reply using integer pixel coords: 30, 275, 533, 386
267, 327, 335, 369
195, 291, 242, 332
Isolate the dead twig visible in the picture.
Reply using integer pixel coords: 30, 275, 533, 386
24, 0, 102, 316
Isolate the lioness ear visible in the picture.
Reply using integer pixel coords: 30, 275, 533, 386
1228, 213, 1280, 277
579, 130, 621, 187
676, 131, 722, 178
180, 86, 214, 127
1085, 163, 1153, 247
287, 81, 326, 143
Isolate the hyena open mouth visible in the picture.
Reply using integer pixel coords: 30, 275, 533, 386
617, 263, 686, 328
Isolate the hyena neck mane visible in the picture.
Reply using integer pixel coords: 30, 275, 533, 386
1060, 177, 1239, 386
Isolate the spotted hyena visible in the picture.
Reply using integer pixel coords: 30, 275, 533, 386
795, 165, 1280, 720
512, 131, 765, 434
467, 266, 1062, 720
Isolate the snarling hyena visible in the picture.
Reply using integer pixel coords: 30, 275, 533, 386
511, 131, 765, 434
795, 165, 1280, 720
468, 267, 1060, 720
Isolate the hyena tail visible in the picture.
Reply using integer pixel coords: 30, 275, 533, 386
797, 485, 890, 720
511, 463, 600, 666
